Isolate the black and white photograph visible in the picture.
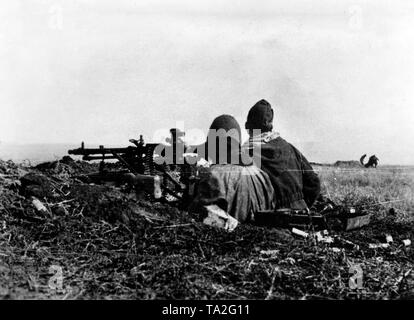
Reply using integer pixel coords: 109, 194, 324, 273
0, 0, 413, 308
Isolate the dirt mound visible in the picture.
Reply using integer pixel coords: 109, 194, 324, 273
20, 173, 58, 199
34, 156, 99, 176
0, 159, 27, 176
334, 160, 363, 168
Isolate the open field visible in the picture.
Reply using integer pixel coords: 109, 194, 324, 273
315, 165, 414, 220
0, 159, 413, 299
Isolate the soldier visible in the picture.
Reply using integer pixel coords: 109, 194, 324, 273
190, 115, 275, 223
243, 99, 321, 210
370, 155, 379, 168
360, 154, 379, 168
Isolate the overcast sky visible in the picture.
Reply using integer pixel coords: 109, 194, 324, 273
1, 0, 413, 164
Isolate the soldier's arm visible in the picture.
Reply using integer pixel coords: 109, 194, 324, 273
291, 146, 321, 207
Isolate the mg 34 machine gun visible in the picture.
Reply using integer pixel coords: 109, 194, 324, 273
68, 129, 201, 204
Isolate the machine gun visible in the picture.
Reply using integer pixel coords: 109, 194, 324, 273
68, 136, 158, 175
68, 130, 201, 203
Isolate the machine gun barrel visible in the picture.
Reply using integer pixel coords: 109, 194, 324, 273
81, 155, 118, 161
68, 145, 137, 156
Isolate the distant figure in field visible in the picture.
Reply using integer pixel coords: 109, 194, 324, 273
360, 154, 379, 168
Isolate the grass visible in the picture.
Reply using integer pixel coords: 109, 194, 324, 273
0, 159, 413, 300
316, 166, 414, 221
